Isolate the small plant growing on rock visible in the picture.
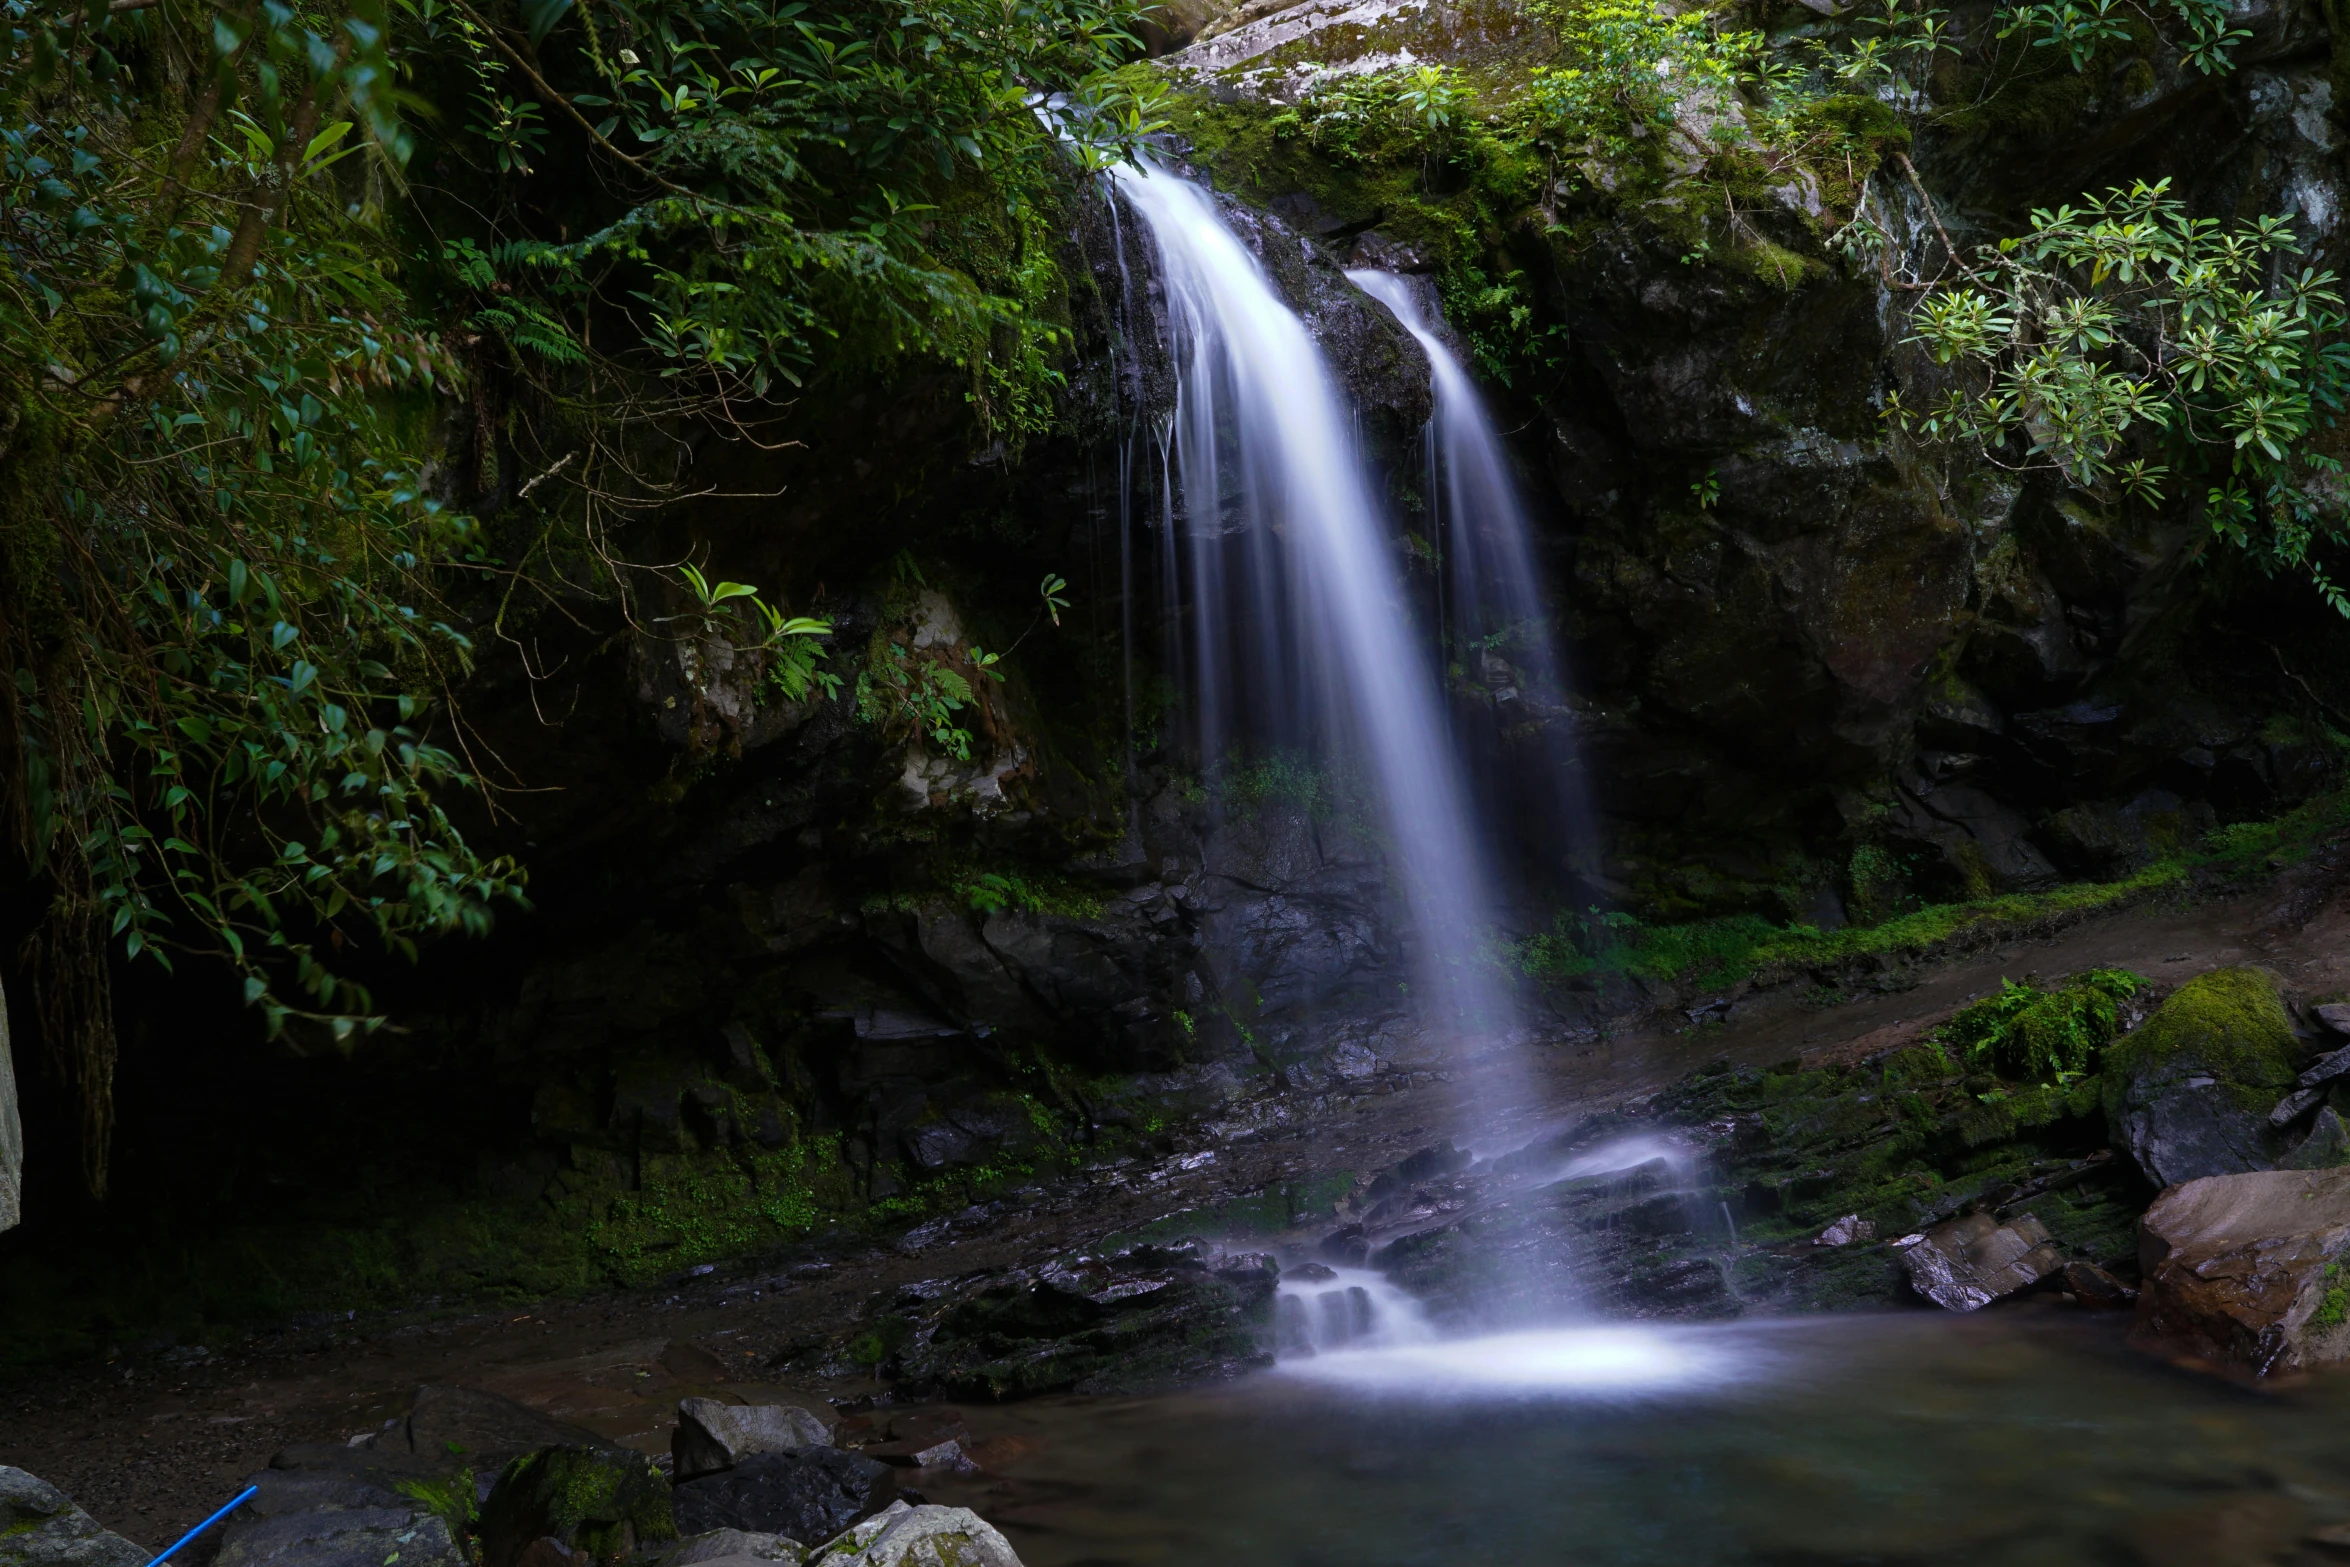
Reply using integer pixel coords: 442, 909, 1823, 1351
1939, 968, 2149, 1083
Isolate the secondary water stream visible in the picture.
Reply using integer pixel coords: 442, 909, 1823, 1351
1345, 269, 1593, 877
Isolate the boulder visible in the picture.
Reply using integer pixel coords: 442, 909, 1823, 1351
0, 1468, 147, 1567
1892, 1212, 2065, 1311
199, 1444, 476, 1567
671, 1451, 896, 1547
402, 1386, 615, 1474
2104, 968, 2297, 1186
0, 977, 20, 1231
212, 1510, 466, 1567
673, 1400, 835, 1482
2135, 1166, 2350, 1375
661, 1530, 805, 1567
478, 1446, 675, 1567
804, 1503, 1023, 1567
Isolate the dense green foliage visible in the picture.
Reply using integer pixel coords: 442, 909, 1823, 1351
0, 0, 1145, 1185
1898, 181, 2350, 610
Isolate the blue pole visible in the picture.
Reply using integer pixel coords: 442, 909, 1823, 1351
143, 1485, 259, 1567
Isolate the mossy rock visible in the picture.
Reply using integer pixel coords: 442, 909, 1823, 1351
2103, 967, 2297, 1188
478, 1445, 675, 1567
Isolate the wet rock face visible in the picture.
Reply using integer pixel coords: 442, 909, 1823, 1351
2135, 1167, 2350, 1376
2104, 968, 2298, 1187
0, 1468, 145, 1567
819, 1242, 1278, 1399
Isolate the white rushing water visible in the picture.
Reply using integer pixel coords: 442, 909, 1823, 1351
1111, 162, 1517, 1052
1275, 1265, 1437, 1356
1345, 269, 1592, 871
1278, 1324, 1754, 1398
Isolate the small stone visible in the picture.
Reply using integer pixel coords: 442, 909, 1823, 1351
674, 1400, 836, 1481
910, 1443, 976, 1476
1815, 1215, 1875, 1247
1285, 1262, 1338, 1283
2270, 1085, 2327, 1128
2301, 1041, 2350, 1087
1893, 1212, 2064, 1311
2316, 1003, 2350, 1037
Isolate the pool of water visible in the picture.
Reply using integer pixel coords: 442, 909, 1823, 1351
922, 1304, 2350, 1566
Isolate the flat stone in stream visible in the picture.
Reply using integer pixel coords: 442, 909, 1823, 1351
2135, 1166, 2350, 1375
1894, 1212, 2065, 1311
672, 1451, 897, 1546
0, 1468, 146, 1567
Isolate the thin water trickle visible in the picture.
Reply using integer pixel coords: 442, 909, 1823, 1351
1111, 160, 1520, 1068
1346, 268, 1595, 879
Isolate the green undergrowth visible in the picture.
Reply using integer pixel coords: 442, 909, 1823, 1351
1659, 1018, 2147, 1270
1509, 783, 2350, 999
1940, 969, 2149, 1081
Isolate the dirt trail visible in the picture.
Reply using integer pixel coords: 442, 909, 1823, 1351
7, 867, 2346, 1547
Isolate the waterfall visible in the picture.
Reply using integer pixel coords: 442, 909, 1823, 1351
1274, 1264, 1435, 1357
1344, 270, 1593, 884
1110, 160, 1517, 1056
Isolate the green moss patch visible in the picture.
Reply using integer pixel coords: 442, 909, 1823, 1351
2102, 967, 2297, 1121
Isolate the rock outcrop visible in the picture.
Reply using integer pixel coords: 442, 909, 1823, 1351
2104, 969, 2298, 1186
2134, 1167, 2350, 1376
817, 1241, 1278, 1399
0, 1469, 145, 1567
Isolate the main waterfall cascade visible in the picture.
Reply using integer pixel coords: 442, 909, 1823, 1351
1110, 162, 1678, 1378
1108, 160, 1521, 1062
